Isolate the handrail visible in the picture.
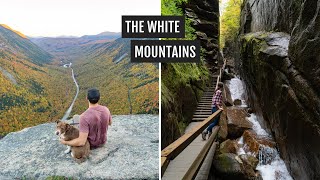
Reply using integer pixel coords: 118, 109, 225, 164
182, 127, 219, 180
161, 58, 227, 178
161, 109, 222, 176
215, 58, 227, 91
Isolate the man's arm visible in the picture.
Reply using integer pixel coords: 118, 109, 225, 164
106, 107, 112, 126
60, 132, 88, 146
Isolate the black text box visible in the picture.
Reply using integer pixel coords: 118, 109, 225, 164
122, 16, 185, 38
131, 40, 200, 63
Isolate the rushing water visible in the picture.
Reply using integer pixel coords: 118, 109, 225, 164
227, 77, 292, 180
62, 63, 79, 120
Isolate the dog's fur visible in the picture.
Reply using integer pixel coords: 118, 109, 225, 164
55, 121, 90, 163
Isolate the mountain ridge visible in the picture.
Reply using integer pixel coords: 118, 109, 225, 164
0, 24, 53, 65
0, 25, 158, 136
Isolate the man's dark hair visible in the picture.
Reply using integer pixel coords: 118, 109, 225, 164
87, 88, 100, 104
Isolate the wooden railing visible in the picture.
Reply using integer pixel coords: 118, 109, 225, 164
161, 58, 227, 178
161, 110, 222, 176
182, 128, 219, 180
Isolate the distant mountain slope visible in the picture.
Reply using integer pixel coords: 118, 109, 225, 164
33, 34, 159, 115
0, 25, 75, 135
0, 24, 53, 65
0, 27, 158, 136
71, 38, 159, 115
30, 32, 120, 62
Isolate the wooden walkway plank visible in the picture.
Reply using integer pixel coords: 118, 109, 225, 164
162, 59, 226, 178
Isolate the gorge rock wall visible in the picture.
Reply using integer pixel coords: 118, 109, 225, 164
161, 0, 220, 149
238, 0, 320, 179
240, 0, 302, 34
184, 0, 220, 71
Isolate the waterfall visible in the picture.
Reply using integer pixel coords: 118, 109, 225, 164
227, 77, 292, 180
258, 145, 277, 165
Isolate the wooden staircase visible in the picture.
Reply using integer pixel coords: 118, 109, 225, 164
192, 81, 217, 122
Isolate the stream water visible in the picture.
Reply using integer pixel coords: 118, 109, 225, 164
227, 77, 293, 180
61, 63, 79, 120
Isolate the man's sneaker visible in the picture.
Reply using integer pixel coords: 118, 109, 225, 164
202, 131, 207, 140
208, 132, 212, 138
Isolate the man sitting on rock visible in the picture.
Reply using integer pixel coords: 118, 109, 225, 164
202, 82, 224, 140
60, 88, 112, 149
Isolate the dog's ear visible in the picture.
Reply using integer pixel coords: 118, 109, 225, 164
55, 120, 61, 124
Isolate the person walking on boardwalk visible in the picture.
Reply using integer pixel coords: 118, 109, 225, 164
202, 82, 224, 140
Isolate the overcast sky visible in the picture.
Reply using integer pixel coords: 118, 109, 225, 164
0, 0, 160, 37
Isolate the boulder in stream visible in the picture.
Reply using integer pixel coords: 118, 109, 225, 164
219, 139, 239, 154
226, 107, 253, 139
243, 130, 276, 156
233, 99, 242, 106
213, 153, 261, 180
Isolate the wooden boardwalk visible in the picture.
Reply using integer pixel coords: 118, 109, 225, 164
162, 85, 217, 180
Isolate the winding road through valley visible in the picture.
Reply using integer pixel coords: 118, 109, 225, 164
62, 63, 79, 120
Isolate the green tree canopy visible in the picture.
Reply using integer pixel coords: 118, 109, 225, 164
220, 0, 243, 48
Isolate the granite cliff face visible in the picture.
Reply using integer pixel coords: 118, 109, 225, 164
240, 0, 302, 34
0, 115, 159, 179
238, 0, 320, 179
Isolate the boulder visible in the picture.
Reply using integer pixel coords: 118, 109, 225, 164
213, 153, 260, 180
217, 105, 228, 141
0, 115, 159, 179
220, 139, 239, 154
243, 130, 260, 156
213, 153, 244, 179
226, 107, 253, 139
233, 99, 242, 106
243, 130, 276, 156
239, 154, 259, 169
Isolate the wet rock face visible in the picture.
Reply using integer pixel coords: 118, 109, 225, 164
0, 115, 159, 179
289, 0, 320, 98
225, 107, 252, 139
240, 0, 302, 34
240, 32, 320, 180
184, 0, 220, 70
